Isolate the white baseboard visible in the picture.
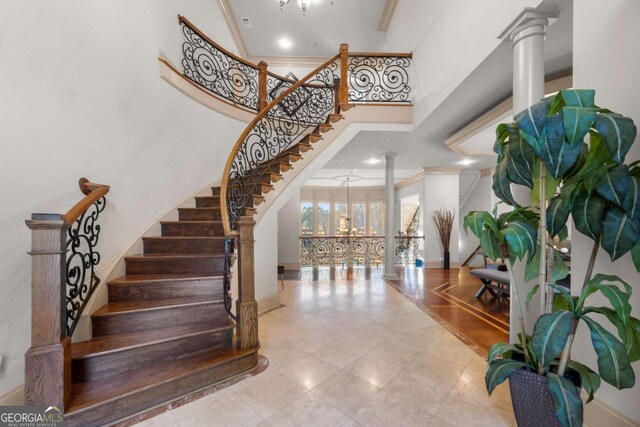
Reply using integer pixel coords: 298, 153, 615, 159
0, 386, 24, 406
257, 293, 281, 315
583, 393, 638, 427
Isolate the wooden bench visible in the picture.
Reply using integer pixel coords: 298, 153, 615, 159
470, 268, 511, 312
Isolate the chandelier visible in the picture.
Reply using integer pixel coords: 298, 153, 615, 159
278, 0, 334, 15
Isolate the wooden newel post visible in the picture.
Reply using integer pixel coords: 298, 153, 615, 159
339, 43, 349, 109
258, 61, 268, 112
236, 216, 259, 350
24, 214, 71, 408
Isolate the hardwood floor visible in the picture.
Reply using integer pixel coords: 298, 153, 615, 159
287, 266, 509, 356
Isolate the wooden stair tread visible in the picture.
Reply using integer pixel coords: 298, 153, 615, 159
66, 347, 258, 414
72, 319, 235, 360
161, 220, 223, 224
125, 253, 226, 260
108, 273, 224, 285
92, 296, 222, 317
142, 236, 226, 241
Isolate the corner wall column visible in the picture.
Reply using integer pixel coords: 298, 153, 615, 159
499, 8, 556, 342
383, 153, 398, 279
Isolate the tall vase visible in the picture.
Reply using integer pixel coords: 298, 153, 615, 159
443, 251, 450, 269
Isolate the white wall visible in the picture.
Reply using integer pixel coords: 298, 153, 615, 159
277, 192, 301, 268
459, 174, 492, 266
572, 0, 640, 422
0, 0, 246, 397
423, 173, 460, 267
387, 0, 543, 126
254, 210, 279, 304
396, 180, 424, 235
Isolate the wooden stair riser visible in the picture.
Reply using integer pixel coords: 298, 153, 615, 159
161, 222, 224, 237
108, 277, 225, 302
71, 329, 233, 384
195, 197, 221, 208
143, 237, 225, 254
178, 208, 222, 221
91, 302, 227, 336
125, 255, 226, 275
64, 351, 259, 427
276, 152, 302, 164
211, 187, 221, 197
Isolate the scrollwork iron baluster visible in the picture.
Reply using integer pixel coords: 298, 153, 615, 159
65, 197, 106, 336
348, 56, 412, 103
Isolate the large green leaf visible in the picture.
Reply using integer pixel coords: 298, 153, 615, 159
493, 159, 518, 207
541, 115, 584, 179
563, 107, 597, 145
506, 133, 535, 188
594, 112, 637, 165
547, 372, 583, 427
526, 284, 540, 309
595, 165, 631, 207
582, 316, 635, 389
551, 253, 570, 285
623, 176, 640, 220
485, 359, 529, 395
532, 311, 573, 367
560, 89, 595, 108
515, 99, 549, 140
463, 211, 491, 238
572, 191, 607, 241
501, 220, 537, 262
588, 274, 632, 326
547, 195, 571, 238
487, 342, 523, 364
480, 228, 502, 262
494, 123, 510, 158
584, 307, 640, 363
549, 284, 575, 313
601, 206, 640, 261
632, 241, 640, 273
524, 246, 540, 283
565, 360, 600, 403
563, 143, 589, 180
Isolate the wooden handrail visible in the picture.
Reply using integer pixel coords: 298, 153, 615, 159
178, 15, 259, 71
220, 52, 341, 236
348, 51, 413, 58
62, 178, 110, 225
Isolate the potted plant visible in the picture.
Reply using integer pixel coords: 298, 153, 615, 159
433, 208, 455, 269
464, 89, 640, 426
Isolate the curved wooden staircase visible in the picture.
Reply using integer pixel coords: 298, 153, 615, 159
63, 186, 258, 426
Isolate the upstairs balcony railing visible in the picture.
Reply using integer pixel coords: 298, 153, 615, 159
300, 235, 424, 266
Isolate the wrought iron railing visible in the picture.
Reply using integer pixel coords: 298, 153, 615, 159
347, 54, 412, 103
180, 16, 261, 111
58, 178, 110, 336
299, 235, 424, 266
220, 56, 340, 234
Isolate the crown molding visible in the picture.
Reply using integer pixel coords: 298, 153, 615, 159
446, 71, 572, 157
395, 170, 424, 190
216, 0, 398, 69
378, 0, 399, 31
216, 0, 250, 59
479, 167, 493, 178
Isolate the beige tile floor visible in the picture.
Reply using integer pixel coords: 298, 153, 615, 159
138, 277, 514, 426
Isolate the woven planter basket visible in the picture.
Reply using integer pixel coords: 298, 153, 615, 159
509, 369, 562, 427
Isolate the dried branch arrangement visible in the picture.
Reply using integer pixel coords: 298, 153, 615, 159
433, 208, 455, 252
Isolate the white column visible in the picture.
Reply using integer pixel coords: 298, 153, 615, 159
499, 8, 556, 342
383, 153, 398, 279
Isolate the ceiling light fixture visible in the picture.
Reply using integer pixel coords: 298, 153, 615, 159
278, 0, 334, 16
364, 157, 382, 165
278, 37, 293, 49
458, 159, 475, 166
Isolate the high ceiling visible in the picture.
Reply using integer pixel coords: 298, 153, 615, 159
304, 167, 418, 188
227, 0, 388, 58
310, 0, 573, 186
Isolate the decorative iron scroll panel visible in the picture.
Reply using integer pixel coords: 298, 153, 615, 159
348, 56, 411, 103
181, 22, 260, 111
65, 197, 106, 336
299, 236, 424, 266
226, 61, 339, 231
